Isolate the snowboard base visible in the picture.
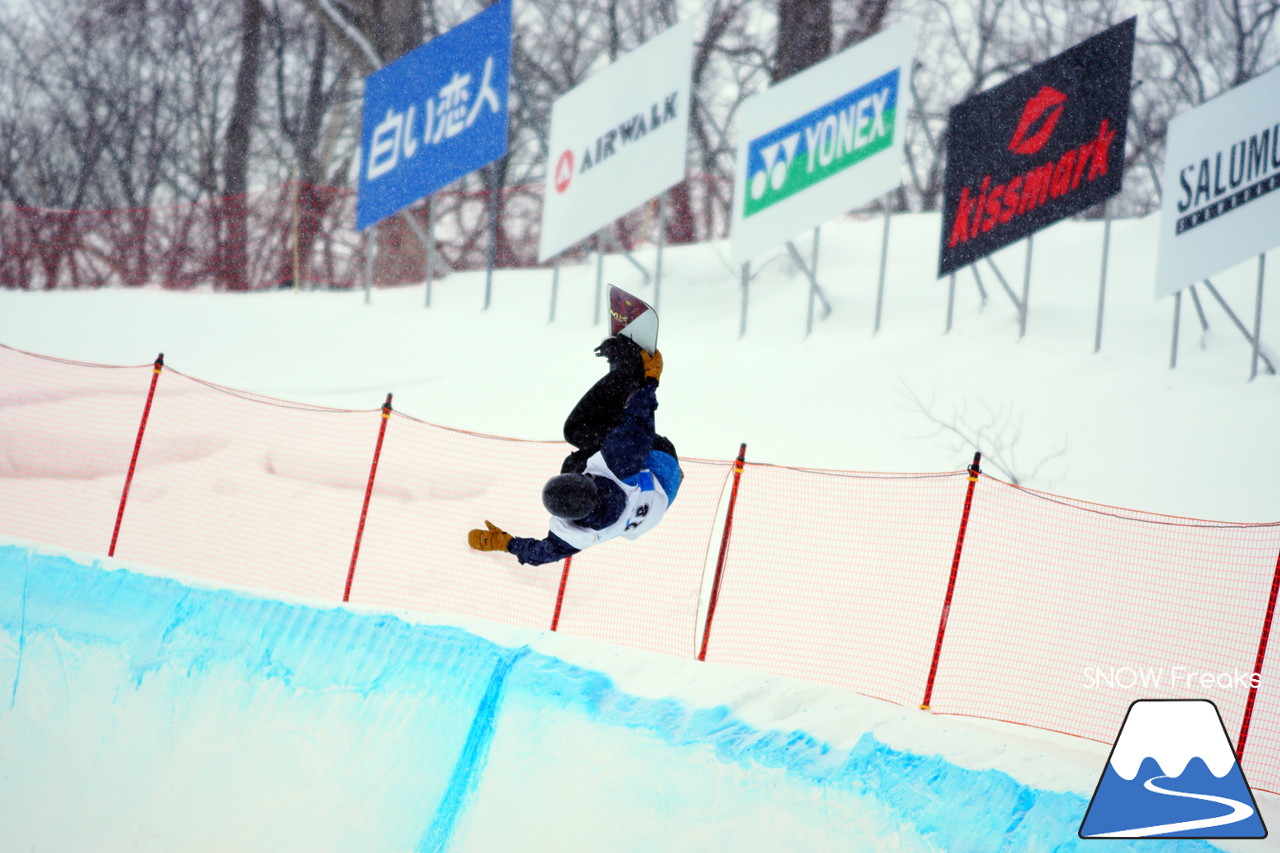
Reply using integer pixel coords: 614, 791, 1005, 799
608, 286, 658, 354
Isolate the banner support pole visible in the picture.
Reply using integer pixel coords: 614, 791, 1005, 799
740, 262, 750, 338
363, 224, 376, 306
424, 195, 435, 308
549, 260, 560, 324
785, 239, 831, 337
654, 192, 667, 312
1203, 278, 1277, 375
594, 230, 605, 326
484, 168, 499, 311
1171, 291, 1182, 369
1094, 201, 1112, 354
1019, 234, 1034, 340
1251, 253, 1266, 381
946, 272, 956, 334
874, 203, 891, 333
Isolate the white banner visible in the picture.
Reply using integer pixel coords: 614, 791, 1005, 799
729, 21, 915, 266
538, 20, 694, 262
1156, 66, 1280, 299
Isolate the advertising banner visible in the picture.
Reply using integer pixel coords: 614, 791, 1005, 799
1155, 65, 1280, 298
937, 18, 1134, 276
356, 0, 511, 230
729, 21, 915, 266
538, 20, 695, 262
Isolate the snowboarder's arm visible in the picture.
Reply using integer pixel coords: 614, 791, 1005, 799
601, 379, 659, 480
507, 532, 580, 566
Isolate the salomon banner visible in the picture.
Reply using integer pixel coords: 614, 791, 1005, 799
937, 18, 1134, 276
356, 0, 511, 230
1155, 65, 1280, 299
729, 21, 914, 266
538, 20, 694, 261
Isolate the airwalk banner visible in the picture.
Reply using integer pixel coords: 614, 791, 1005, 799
1155, 65, 1280, 299
537, 21, 694, 262
729, 21, 915, 266
937, 18, 1135, 276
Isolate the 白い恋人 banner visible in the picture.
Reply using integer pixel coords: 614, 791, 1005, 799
356, 0, 511, 231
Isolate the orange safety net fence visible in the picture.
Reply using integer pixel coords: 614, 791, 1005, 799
2, 342, 1279, 792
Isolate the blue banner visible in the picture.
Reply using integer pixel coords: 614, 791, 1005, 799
356, 0, 511, 230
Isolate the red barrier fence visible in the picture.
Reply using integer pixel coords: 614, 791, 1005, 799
2, 342, 1279, 792
0, 177, 733, 291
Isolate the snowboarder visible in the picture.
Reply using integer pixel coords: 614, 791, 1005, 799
467, 334, 682, 565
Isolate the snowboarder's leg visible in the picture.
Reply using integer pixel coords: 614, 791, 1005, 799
561, 337, 645, 472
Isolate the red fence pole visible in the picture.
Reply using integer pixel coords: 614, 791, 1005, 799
550, 556, 573, 632
345, 394, 392, 603
1238, 547, 1280, 761
921, 452, 981, 711
699, 443, 747, 662
109, 353, 163, 557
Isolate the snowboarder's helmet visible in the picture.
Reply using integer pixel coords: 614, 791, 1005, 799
542, 473, 598, 520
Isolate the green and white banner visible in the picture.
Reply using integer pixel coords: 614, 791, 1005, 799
729, 21, 914, 265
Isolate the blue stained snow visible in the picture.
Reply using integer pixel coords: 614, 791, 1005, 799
0, 542, 1228, 852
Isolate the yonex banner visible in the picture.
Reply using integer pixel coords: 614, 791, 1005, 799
1155, 65, 1280, 299
937, 18, 1134, 276
729, 21, 914, 266
538, 20, 694, 262
356, 0, 511, 231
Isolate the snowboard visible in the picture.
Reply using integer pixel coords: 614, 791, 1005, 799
608, 285, 658, 355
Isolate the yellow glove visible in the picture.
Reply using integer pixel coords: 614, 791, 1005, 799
641, 349, 663, 382
468, 520, 512, 552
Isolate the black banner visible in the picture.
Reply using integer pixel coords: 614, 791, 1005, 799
937, 18, 1135, 276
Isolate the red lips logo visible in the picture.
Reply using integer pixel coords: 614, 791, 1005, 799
1008, 86, 1067, 155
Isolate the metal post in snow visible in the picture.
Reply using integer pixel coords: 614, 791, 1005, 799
740, 262, 750, 339
1202, 279, 1276, 375
806, 226, 821, 335
484, 170, 499, 311
1251, 253, 1267, 381
1094, 202, 1112, 354
363, 225, 375, 306
549, 261, 560, 324
1171, 291, 1182, 369
1019, 234, 1034, 340
946, 272, 956, 333
874, 204, 891, 334
424, 195, 435, 308
654, 192, 667, 312
594, 231, 605, 326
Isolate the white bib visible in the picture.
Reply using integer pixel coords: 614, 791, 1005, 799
548, 451, 670, 551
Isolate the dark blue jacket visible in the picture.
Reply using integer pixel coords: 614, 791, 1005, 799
508, 380, 681, 566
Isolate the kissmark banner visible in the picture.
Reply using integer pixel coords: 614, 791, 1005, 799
937, 18, 1134, 276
